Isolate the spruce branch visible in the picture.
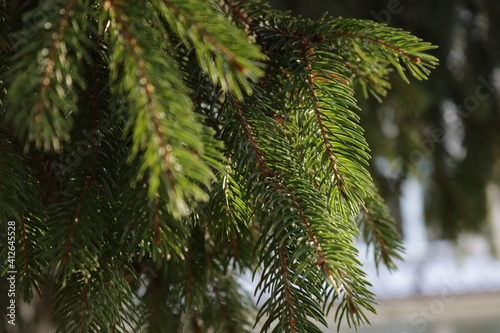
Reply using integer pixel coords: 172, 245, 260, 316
358, 188, 404, 271
36, 0, 79, 121
0, 131, 47, 303
0, 2, 440, 332
294, 41, 372, 217
154, 0, 266, 98
61, 179, 90, 264
227, 98, 320, 332
106, 0, 219, 217
218, 0, 255, 29
3, 0, 96, 151
227, 94, 376, 331
119, 177, 189, 264
108, 1, 182, 198
204, 163, 255, 269
304, 46, 351, 204
343, 60, 392, 101
331, 18, 438, 84
52, 255, 141, 333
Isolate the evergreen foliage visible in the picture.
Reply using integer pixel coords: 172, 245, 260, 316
0, 1, 437, 332
272, 0, 500, 242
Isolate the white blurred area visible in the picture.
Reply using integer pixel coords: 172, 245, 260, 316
335, 177, 500, 333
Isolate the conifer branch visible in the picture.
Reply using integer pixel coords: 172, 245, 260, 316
357, 189, 404, 270
37, 0, 78, 122
0, 3, 439, 331
79, 280, 89, 333
230, 97, 304, 332
279, 244, 296, 333
153, 194, 161, 245
303, 45, 349, 202
230, 96, 368, 330
333, 31, 421, 64
343, 60, 391, 101
362, 206, 389, 261
330, 19, 438, 83
162, 0, 244, 73
221, 166, 244, 260
62, 180, 89, 264
283, 186, 332, 278
155, 0, 265, 97
20, 220, 31, 281
219, 0, 253, 28
231, 96, 271, 177
2, 0, 95, 151
111, 1, 178, 192
89, 55, 102, 174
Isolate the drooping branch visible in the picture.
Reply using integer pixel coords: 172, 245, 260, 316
62, 181, 89, 264
161, 0, 247, 73
230, 97, 298, 330
36, 0, 79, 124
303, 44, 350, 202
110, 1, 178, 190
78, 280, 90, 333
279, 243, 296, 333
231, 97, 271, 177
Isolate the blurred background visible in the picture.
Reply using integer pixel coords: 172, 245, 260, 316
268, 0, 500, 332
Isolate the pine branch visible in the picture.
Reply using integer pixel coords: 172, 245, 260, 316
53, 254, 141, 333
106, 0, 220, 217
2, 0, 96, 151
358, 188, 404, 271
331, 18, 438, 84
225, 93, 376, 331
203, 276, 256, 333
119, 174, 189, 264
0, 2, 440, 332
250, 14, 373, 217
343, 59, 392, 102
154, 0, 266, 98
204, 164, 255, 269
217, 0, 254, 30
226, 98, 324, 332
0, 130, 47, 303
